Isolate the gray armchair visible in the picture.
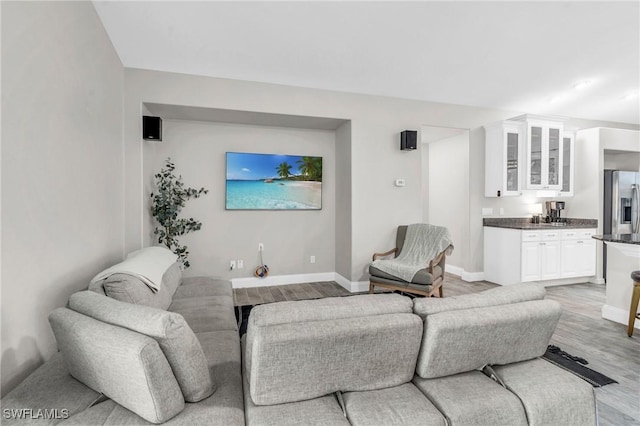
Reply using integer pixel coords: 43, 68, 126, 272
369, 225, 452, 297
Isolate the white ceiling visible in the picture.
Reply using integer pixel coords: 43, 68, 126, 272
93, 1, 640, 125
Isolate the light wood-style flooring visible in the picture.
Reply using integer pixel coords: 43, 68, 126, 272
234, 275, 640, 425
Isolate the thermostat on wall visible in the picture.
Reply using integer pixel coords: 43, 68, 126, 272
395, 179, 406, 187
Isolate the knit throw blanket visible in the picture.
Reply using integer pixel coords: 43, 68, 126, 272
90, 246, 178, 293
371, 224, 454, 282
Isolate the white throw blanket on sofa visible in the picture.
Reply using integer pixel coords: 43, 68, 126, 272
371, 224, 454, 282
89, 246, 178, 293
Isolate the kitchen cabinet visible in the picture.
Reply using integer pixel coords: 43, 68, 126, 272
560, 229, 596, 277
520, 230, 561, 282
560, 132, 574, 196
484, 227, 596, 285
484, 121, 523, 197
484, 115, 573, 197
513, 115, 564, 190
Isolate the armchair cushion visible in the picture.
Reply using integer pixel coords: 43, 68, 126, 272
369, 264, 442, 285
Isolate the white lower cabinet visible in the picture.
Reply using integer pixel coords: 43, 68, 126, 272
520, 230, 562, 282
560, 232, 596, 278
484, 227, 596, 285
521, 242, 542, 282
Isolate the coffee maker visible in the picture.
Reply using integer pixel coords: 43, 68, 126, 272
545, 201, 566, 224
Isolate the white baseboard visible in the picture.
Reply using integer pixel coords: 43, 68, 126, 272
334, 273, 369, 293
447, 265, 485, 282
602, 304, 640, 329
590, 277, 605, 285
232, 272, 336, 289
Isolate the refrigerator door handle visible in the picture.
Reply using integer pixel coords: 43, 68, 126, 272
632, 184, 639, 233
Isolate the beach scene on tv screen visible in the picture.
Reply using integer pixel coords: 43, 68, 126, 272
226, 152, 322, 210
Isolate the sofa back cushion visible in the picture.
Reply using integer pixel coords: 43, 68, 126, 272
97, 262, 183, 310
245, 294, 423, 406
49, 308, 184, 424
415, 299, 562, 379
69, 291, 214, 402
412, 283, 545, 317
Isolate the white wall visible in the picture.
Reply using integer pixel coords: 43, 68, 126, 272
426, 132, 470, 272
603, 151, 640, 171
334, 121, 353, 280
144, 120, 336, 279
122, 69, 638, 286
1, 2, 124, 394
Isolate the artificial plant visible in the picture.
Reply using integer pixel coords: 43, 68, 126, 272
150, 158, 208, 268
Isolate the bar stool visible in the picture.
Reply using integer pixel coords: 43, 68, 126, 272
628, 270, 640, 337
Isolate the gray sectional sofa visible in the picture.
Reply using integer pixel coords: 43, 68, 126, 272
2, 254, 597, 425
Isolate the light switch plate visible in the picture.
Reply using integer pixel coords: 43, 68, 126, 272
395, 179, 406, 187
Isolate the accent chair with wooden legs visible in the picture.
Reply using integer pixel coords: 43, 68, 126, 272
369, 224, 453, 298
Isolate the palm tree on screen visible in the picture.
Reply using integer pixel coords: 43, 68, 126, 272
276, 162, 292, 179
297, 156, 322, 181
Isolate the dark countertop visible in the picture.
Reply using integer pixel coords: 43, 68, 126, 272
592, 234, 640, 245
483, 217, 598, 230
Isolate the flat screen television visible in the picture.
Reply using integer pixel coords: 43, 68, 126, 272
225, 152, 322, 210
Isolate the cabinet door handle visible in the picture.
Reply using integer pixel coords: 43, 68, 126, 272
577, 240, 584, 244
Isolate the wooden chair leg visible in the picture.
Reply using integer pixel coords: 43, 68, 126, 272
628, 282, 640, 337
369, 282, 375, 294
438, 285, 443, 298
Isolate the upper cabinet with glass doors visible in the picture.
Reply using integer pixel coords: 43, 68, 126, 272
484, 120, 524, 197
559, 131, 575, 196
512, 115, 564, 190
484, 115, 573, 198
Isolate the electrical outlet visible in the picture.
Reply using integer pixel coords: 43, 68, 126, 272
258, 243, 264, 252
230, 260, 236, 270
237, 259, 244, 269
482, 207, 493, 216
500, 208, 505, 215
310, 255, 316, 264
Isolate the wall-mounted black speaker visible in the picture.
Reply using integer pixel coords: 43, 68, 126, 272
400, 130, 417, 150
143, 116, 162, 141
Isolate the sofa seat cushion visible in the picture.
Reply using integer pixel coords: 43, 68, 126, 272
168, 295, 234, 311
492, 358, 597, 426
369, 265, 442, 285
244, 392, 349, 426
342, 383, 446, 426
170, 302, 238, 333
69, 291, 214, 403
246, 305, 423, 405
0, 353, 100, 425
413, 371, 528, 426
173, 277, 234, 299
413, 282, 545, 317
415, 300, 561, 379
49, 308, 184, 424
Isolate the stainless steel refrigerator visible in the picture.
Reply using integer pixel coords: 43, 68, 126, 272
603, 170, 640, 280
